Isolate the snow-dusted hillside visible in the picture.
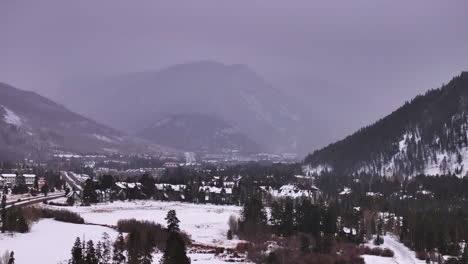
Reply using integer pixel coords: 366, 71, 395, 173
0, 82, 169, 159
1, 105, 23, 127
58, 61, 304, 153
305, 72, 468, 178
139, 113, 261, 153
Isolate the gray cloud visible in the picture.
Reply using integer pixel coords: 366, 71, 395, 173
1, 0, 467, 150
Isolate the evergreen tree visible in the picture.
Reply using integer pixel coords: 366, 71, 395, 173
323, 206, 337, 235
1, 194, 6, 233
126, 231, 141, 264
71, 237, 83, 264
295, 199, 320, 238
82, 179, 98, 204
269, 200, 283, 234
300, 234, 311, 253
139, 174, 156, 197
112, 233, 126, 264
7, 252, 14, 264
241, 196, 267, 226
100, 232, 112, 264
41, 184, 49, 197
281, 198, 294, 236
141, 232, 155, 264
33, 177, 39, 190
16, 214, 28, 233
95, 242, 102, 264
239, 196, 267, 239
85, 240, 98, 264
165, 210, 180, 233
160, 232, 190, 264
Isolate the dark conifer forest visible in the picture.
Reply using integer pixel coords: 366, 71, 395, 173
306, 72, 468, 177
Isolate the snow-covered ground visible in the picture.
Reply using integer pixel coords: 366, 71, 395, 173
47, 200, 244, 248
363, 235, 425, 264
153, 253, 246, 264
5, 191, 65, 203
0, 219, 118, 264
0, 200, 250, 264
1, 105, 22, 127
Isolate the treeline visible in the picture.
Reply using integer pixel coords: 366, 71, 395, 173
317, 172, 468, 263
231, 196, 372, 264
305, 72, 468, 176
1, 194, 83, 234
0, 194, 28, 233
78, 163, 304, 206
67, 210, 190, 264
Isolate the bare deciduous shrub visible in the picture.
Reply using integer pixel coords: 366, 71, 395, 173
23, 207, 84, 224
228, 215, 239, 234
117, 218, 190, 250
357, 246, 394, 258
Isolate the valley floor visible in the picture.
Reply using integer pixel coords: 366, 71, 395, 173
0, 199, 425, 264
0, 200, 250, 264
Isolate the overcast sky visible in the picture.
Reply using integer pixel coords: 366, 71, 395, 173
1, 0, 467, 147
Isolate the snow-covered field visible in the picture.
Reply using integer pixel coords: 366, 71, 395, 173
363, 235, 425, 264
0, 219, 118, 264
0, 199, 425, 264
0, 200, 248, 264
52, 200, 244, 248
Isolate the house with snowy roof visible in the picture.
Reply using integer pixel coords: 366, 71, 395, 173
259, 184, 321, 204
114, 182, 143, 200
198, 186, 233, 204
23, 174, 36, 187
1, 173, 16, 187
154, 184, 187, 201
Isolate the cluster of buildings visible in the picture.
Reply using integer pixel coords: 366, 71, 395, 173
95, 167, 167, 178
199, 152, 299, 165
0, 173, 46, 188
259, 184, 321, 204
110, 181, 236, 204
110, 178, 320, 205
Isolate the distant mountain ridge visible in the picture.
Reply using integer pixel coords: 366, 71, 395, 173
305, 72, 468, 177
0, 82, 163, 160
58, 61, 304, 153
139, 113, 260, 153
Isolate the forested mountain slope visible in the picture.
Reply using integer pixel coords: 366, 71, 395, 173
305, 72, 468, 177
0, 82, 162, 160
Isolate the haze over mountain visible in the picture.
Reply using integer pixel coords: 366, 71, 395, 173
57, 61, 306, 154
140, 113, 261, 153
305, 72, 468, 178
0, 82, 165, 160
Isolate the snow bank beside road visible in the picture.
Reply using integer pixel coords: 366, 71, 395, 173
364, 235, 425, 264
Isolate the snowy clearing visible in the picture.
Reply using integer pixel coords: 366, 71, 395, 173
45, 200, 244, 248
0, 200, 251, 264
1, 105, 22, 126
0, 219, 118, 264
364, 235, 425, 264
